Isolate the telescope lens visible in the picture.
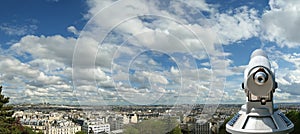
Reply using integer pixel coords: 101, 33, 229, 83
254, 71, 268, 85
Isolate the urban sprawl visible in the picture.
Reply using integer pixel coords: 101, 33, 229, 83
12, 104, 300, 134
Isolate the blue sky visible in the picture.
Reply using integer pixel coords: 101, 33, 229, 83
0, 0, 86, 45
1, 0, 300, 105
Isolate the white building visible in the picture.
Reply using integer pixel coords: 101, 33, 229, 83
82, 120, 110, 133
194, 120, 212, 134
130, 114, 138, 123
108, 115, 124, 131
46, 120, 81, 134
47, 125, 81, 134
123, 115, 129, 124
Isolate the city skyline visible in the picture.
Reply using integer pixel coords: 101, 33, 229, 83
1, 0, 300, 105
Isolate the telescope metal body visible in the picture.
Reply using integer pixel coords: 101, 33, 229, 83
226, 49, 294, 134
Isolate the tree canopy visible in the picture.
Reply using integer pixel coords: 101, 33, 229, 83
124, 118, 181, 134
0, 86, 36, 133
286, 110, 300, 134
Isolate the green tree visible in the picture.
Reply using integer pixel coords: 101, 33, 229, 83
136, 119, 165, 134
124, 118, 179, 134
0, 86, 36, 133
286, 110, 300, 134
167, 125, 182, 134
124, 126, 139, 134
219, 115, 234, 134
0, 85, 15, 133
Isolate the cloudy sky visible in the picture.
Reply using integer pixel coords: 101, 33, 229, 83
0, 0, 300, 106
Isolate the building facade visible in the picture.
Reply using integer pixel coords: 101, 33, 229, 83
82, 120, 110, 133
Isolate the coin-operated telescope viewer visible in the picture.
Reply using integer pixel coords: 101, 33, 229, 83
226, 49, 294, 134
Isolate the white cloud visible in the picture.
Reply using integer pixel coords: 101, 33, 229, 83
262, 0, 300, 48
213, 6, 260, 45
0, 23, 38, 36
29, 59, 66, 74
0, 55, 75, 104
262, 48, 300, 100
11, 35, 76, 66
177, 0, 213, 13
1, 35, 79, 103
73, 0, 256, 105
170, 66, 179, 75
0, 57, 39, 79
273, 91, 294, 103
7, 0, 300, 104
67, 26, 79, 35
141, 71, 169, 85
75, 0, 300, 105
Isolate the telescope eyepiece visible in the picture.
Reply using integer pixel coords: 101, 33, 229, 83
254, 71, 268, 85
